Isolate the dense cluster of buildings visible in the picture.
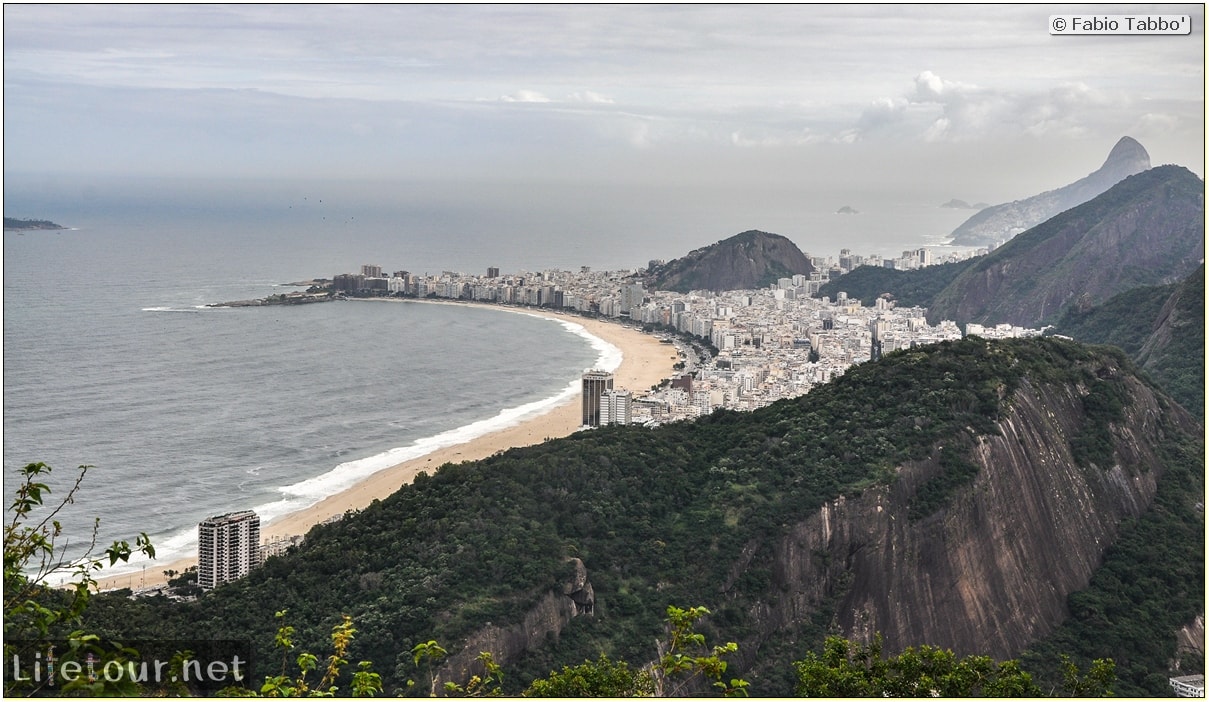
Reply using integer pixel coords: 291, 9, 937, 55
197, 248, 1030, 589
326, 252, 1040, 426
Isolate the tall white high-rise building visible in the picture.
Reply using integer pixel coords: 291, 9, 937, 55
198, 510, 261, 590
601, 389, 632, 426
581, 370, 614, 427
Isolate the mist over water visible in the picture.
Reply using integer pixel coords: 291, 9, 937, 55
4, 176, 965, 579
5, 175, 972, 272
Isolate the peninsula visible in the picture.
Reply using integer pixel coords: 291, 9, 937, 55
4, 217, 66, 231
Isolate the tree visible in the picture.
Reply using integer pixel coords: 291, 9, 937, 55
793, 634, 1115, 697
256, 610, 383, 697
525, 605, 747, 697
523, 654, 654, 697
4, 462, 157, 696
652, 605, 749, 697
4, 462, 386, 697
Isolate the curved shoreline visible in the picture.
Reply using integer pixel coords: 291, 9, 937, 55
95, 301, 678, 592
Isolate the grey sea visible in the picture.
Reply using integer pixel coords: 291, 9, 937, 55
3, 176, 971, 579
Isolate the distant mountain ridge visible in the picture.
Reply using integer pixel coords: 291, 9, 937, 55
821, 165, 1205, 420
643, 229, 813, 293
928, 164, 1204, 328
948, 136, 1152, 247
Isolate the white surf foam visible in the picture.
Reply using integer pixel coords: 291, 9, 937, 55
88, 311, 622, 583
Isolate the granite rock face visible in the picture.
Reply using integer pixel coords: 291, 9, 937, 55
437, 558, 595, 687
746, 369, 1193, 661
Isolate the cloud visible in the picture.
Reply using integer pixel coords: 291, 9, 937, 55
729, 128, 823, 148
568, 91, 614, 104
499, 90, 551, 103
3, 4, 1201, 180
855, 97, 909, 132
912, 70, 948, 101
1133, 112, 1181, 133
850, 70, 1126, 144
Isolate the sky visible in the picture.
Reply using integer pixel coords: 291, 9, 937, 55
3, 3, 1205, 203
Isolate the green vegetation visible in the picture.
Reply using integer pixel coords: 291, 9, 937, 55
1053, 283, 1175, 356
524, 604, 749, 697
929, 165, 1204, 328
1020, 429, 1205, 696
76, 338, 1175, 693
22, 337, 1201, 696
4, 462, 156, 696
645, 230, 812, 293
3, 217, 65, 230
1068, 373, 1129, 469
1053, 264, 1204, 420
817, 257, 976, 308
524, 654, 653, 697
906, 441, 982, 522
792, 634, 1115, 697
257, 610, 383, 697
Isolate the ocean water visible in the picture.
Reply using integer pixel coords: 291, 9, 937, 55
3, 177, 968, 579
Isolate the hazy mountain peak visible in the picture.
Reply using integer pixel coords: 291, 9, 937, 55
1101, 136, 1150, 171
1092, 136, 1151, 188
948, 137, 1152, 247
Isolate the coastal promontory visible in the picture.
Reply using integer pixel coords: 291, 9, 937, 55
4, 217, 66, 231
643, 229, 814, 293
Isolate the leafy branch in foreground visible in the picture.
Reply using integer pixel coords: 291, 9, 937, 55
793, 634, 1115, 697
653, 605, 749, 697
255, 610, 382, 697
4, 462, 156, 696
4, 462, 155, 637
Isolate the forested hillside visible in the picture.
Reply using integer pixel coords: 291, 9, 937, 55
643, 230, 813, 293
927, 165, 1203, 328
81, 338, 1202, 696
816, 257, 975, 308
1053, 264, 1204, 420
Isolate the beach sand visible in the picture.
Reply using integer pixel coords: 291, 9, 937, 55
95, 302, 679, 592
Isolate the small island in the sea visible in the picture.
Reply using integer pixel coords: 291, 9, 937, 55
939, 199, 990, 210
4, 217, 67, 231
835, 205, 859, 215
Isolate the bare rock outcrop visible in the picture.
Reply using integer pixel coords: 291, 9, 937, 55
747, 373, 1180, 660
437, 558, 595, 689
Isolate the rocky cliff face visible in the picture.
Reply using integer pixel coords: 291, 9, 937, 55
928, 165, 1205, 328
1137, 264, 1204, 370
746, 369, 1190, 661
645, 230, 813, 293
441, 344, 1196, 681
949, 137, 1151, 247
436, 557, 595, 687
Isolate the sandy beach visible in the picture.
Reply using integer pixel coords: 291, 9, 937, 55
95, 301, 678, 592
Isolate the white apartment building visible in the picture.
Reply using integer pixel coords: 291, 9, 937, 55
601, 389, 633, 426
198, 510, 261, 591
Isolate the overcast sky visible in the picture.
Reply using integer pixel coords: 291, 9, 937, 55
4, 4, 1204, 201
